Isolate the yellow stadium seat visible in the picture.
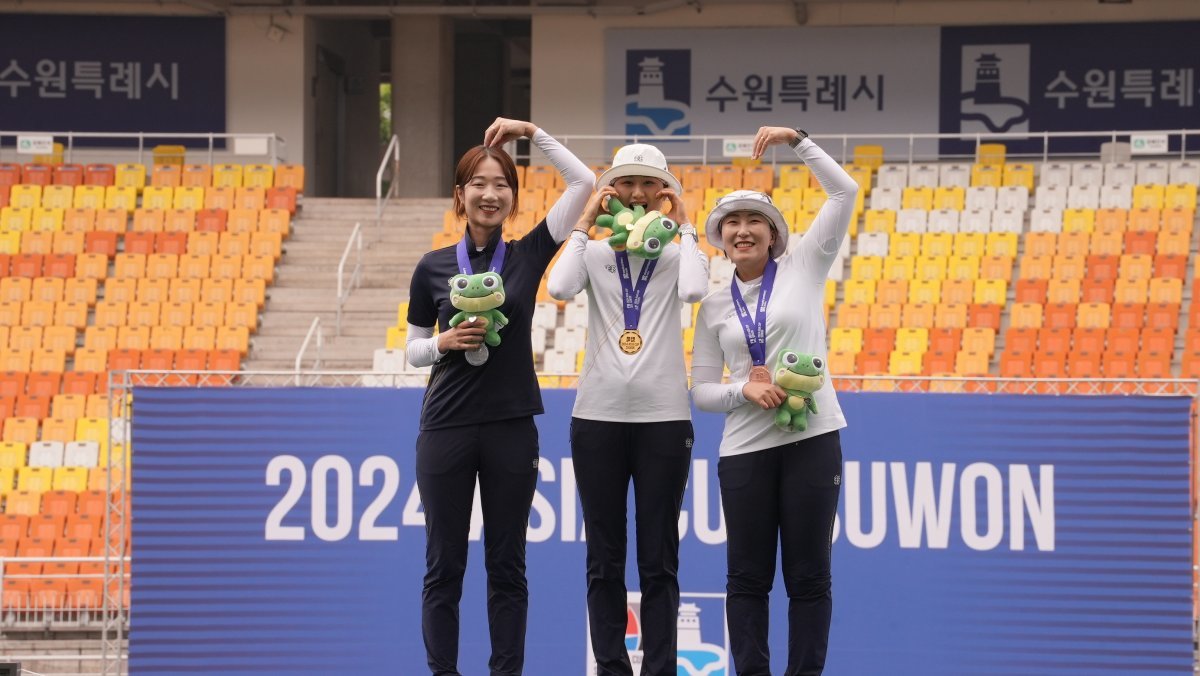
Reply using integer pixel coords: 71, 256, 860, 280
41, 185, 73, 210
842, 279, 876, 305
1051, 254, 1086, 280
933, 187, 965, 211
142, 187, 173, 211
1062, 208, 1095, 233
115, 163, 146, 191
850, 256, 883, 281
213, 164, 244, 188
1009, 302, 1044, 328
150, 325, 184, 351
961, 327, 996, 355
895, 327, 929, 354
1132, 184, 1165, 210
970, 164, 1002, 188
104, 186, 137, 212
0, 442, 27, 468
909, 280, 941, 305
174, 186, 205, 211
1164, 184, 1197, 209
1002, 163, 1035, 191
852, 145, 884, 171
952, 232, 986, 257
183, 326, 216, 351
901, 187, 933, 210
973, 279, 1007, 305
1118, 253, 1153, 280
52, 467, 89, 492
883, 256, 915, 281
829, 327, 863, 354
914, 256, 947, 282
1, 206, 32, 232
947, 256, 980, 281
235, 187, 266, 211
921, 233, 954, 257
132, 208, 165, 233
10, 185, 42, 209
933, 303, 968, 329
977, 144, 1006, 166
164, 208, 196, 232
954, 350, 990, 376
201, 279, 233, 304
73, 185, 106, 210
862, 209, 896, 234
836, 303, 870, 329
1047, 278, 1081, 304
243, 164, 274, 189
204, 186, 236, 211
778, 165, 812, 190
888, 350, 923, 376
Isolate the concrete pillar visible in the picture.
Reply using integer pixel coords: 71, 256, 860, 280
391, 16, 455, 197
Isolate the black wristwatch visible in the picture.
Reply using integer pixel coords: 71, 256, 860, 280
788, 128, 809, 148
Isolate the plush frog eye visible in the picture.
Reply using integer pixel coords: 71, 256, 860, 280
812, 356, 824, 370
450, 275, 470, 291
481, 273, 500, 289
644, 238, 661, 252
661, 218, 677, 231
782, 351, 799, 366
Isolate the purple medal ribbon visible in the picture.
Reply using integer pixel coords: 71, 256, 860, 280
456, 230, 507, 275
730, 258, 777, 367
615, 251, 656, 331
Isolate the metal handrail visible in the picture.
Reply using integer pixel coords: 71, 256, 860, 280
537, 128, 1198, 166
375, 134, 401, 240
0, 130, 286, 166
336, 222, 364, 336
294, 317, 323, 385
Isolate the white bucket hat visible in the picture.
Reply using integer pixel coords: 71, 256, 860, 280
705, 189, 790, 259
596, 143, 683, 195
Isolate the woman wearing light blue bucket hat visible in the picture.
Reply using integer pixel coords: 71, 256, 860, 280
691, 126, 858, 676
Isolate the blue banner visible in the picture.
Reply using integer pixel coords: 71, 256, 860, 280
939, 21, 1200, 155
0, 14, 225, 142
131, 389, 1194, 675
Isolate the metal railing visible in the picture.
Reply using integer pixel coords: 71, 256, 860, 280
336, 223, 364, 336
535, 128, 1199, 167
0, 130, 286, 166
375, 134, 401, 239
294, 317, 324, 385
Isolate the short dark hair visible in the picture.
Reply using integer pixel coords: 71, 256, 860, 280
452, 145, 520, 221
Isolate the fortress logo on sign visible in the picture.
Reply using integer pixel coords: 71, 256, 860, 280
957, 44, 1031, 134
624, 49, 691, 137
587, 592, 728, 676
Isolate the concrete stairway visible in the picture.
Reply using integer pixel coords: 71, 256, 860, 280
242, 197, 448, 371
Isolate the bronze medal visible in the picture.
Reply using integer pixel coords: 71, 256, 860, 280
749, 365, 772, 383
619, 329, 644, 355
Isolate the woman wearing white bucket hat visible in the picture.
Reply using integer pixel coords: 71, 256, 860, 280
405, 117, 594, 676
547, 143, 708, 676
691, 126, 858, 676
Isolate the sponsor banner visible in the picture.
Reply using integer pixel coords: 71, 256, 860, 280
0, 14, 225, 144
16, 135, 53, 154
939, 21, 1200, 155
604, 27, 941, 159
131, 389, 1193, 675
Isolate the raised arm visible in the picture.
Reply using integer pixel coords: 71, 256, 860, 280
547, 188, 613, 299
753, 126, 858, 278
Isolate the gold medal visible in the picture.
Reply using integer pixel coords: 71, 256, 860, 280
749, 365, 772, 383
619, 329, 643, 355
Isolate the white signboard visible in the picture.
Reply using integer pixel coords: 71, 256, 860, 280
1130, 133, 1169, 155
17, 135, 54, 154
721, 137, 755, 158
605, 27, 941, 159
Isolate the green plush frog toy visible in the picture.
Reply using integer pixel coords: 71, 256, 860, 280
595, 197, 680, 259
448, 271, 508, 347
773, 350, 827, 432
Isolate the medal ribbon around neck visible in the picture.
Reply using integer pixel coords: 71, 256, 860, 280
730, 258, 778, 368
615, 250, 656, 335
456, 230, 507, 276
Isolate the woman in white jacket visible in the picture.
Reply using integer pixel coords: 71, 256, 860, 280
547, 143, 708, 676
690, 126, 857, 676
